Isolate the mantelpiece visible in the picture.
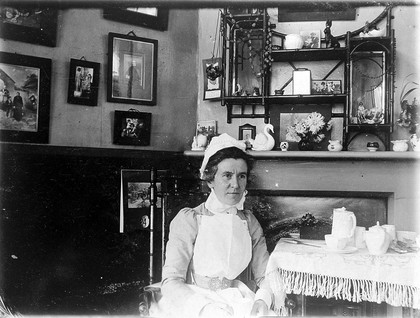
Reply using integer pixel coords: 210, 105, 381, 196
184, 150, 420, 160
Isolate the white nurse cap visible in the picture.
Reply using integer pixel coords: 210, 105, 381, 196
199, 133, 247, 179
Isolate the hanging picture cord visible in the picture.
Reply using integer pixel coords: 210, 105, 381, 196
211, 11, 221, 61
80, 56, 86, 61
128, 108, 140, 112
127, 30, 137, 37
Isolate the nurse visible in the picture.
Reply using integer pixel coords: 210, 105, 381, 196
159, 133, 273, 318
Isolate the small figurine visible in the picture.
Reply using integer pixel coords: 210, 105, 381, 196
324, 20, 340, 48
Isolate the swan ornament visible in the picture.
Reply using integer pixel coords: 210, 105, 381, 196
250, 124, 275, 151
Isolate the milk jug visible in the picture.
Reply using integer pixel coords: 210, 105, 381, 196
331, 207, 357, 239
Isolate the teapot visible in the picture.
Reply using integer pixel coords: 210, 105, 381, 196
327, 140, 343, 152
331, 207, 357, 239
410, 134, 420, 152
365, 221, 391, 255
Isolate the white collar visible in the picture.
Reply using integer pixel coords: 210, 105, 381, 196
204, 189, 247, 215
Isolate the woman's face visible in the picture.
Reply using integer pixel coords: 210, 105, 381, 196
207, 158, 248, 206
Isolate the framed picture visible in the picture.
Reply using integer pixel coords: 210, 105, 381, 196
196, 119, 217, 142
0, 51, 51, 143
113, 110, 152, 146
239, 123, 256, 141
107, 32, 158, 106
120, 169, 167, 233
103, 7, 169, 31
300, 30, 321, 49
203, 58, 222, 100
0, 7, 57, 47
67, 59, 100, 106
311, 80, 342, 95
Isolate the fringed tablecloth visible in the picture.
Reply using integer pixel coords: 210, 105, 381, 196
266, 239, 420, 316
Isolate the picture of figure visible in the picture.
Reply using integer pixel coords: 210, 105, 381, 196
74, 66, 82, 94
12, 92, 24, 121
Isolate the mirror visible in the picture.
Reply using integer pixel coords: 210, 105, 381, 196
350, 51, 386, 125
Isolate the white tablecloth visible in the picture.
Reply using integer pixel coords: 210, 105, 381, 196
266, 239, 420, 315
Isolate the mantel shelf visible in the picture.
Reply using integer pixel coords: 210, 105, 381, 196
184, 150, 420, 161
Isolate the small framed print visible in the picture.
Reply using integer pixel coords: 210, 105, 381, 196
103, 7, 169, 31
311, 80, 342, 95
113, 110, 152, 146
196, 120, 217, 140
0, 51, 51, 144
67, 59, 100, 106
300, 30, 321, 49
203, 58, 222, 100
239, 123, 256, 141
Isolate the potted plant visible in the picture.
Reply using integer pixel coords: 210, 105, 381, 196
396, 73, 419, 150
295, 213, 332, 240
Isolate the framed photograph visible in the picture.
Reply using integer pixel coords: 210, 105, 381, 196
113, 110, 152, 146
103, 7, 169, 31
300, 30, 321, 49
0, 51, 51, 143
67, 59, 100, 106
120, 169, 167, 233
196, 119, 217, 142
0, 7, 57, 47
311, 80, 342, 95
107, 32, 157, 106
239, 123, 256, 141
203, 58, 222, 100
292, 69, 311, 95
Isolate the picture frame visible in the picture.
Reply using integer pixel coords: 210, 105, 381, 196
292, 69, 311, 95
107, 32, 158, 106
203, 58, 222, 100
0, 51, 51, 144
113, 110, 152, 146
0, 7, 58, 47
311, 80, 342, 95
239, 123, 256, 141
103, 7, 169, 31
67, 59, 100, 106
300, 30, 321, 49
120, 169, 167, 233
196, 120, 217, 142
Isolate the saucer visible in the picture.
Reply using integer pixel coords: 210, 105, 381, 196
323, 246, 358, 254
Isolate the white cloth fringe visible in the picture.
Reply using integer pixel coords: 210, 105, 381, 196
268, 268, 420, 315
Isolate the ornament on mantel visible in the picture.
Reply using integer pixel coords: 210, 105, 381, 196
249, 124, 275, 151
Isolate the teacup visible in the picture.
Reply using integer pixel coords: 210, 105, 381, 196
325, 234, 347, 250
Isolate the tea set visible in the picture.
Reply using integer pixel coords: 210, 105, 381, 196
323, 207, 419, 255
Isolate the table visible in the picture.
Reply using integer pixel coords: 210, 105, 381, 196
266, 239, 420, 315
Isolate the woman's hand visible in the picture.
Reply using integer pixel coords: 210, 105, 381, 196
250, 299, 268, 317
200, 302, 234, 318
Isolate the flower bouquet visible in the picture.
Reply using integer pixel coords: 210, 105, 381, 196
286, 112, 332, 150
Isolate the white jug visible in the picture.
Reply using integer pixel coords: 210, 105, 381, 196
332, 207, 357, 239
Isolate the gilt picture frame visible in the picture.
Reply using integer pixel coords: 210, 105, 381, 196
67, 59, 100, 106
0, 51, 51, 143
103, 7, 169, 31
113, 110, 152, 146
0, 7, 58, 47
107, 32, 157, 106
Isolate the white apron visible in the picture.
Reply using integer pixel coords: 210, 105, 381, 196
188, 212, 254, 318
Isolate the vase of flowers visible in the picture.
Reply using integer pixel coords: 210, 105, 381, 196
286, 112, 332, 151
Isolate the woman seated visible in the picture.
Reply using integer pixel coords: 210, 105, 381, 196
155, 133, 274, 318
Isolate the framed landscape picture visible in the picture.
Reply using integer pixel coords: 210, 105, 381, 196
0, 52, 51, 143
67, 59, 100, 106
107, 32, 158, 106
103, 7, 168, 31
113, 110, 152, 146
0, 7, 57, 47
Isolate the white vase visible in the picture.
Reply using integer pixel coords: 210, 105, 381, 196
410, 134, 420, 151
391, 140, 409, 152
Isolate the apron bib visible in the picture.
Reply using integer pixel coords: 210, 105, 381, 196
193, 213, 252, 280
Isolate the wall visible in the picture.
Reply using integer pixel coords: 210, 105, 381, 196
0, 8, 199, 151
197, 5, 420, 142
